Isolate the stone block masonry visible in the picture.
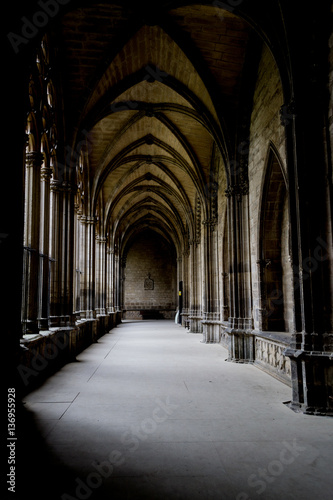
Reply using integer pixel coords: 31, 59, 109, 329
123, 230, 177, 319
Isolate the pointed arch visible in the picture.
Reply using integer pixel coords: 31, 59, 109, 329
258, 143, 290, 332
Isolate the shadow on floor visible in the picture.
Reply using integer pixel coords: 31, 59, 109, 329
15, 401, 215, 500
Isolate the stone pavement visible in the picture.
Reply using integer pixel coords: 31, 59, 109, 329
17, 320, 333, 500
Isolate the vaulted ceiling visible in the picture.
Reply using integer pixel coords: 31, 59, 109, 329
54, 1, 260, 254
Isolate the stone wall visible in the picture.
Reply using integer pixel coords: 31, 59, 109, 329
254, 332, 291, 386
328, 27, 333, 331
248, 44, 290, 333
123, 230, 177, 319
17, 313, 120, 395
329, 29, 333, 171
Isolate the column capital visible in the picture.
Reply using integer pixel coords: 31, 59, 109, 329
95, 235, 107, 244
86, 216, 97, 225
225, 179, 249, 199
41, 166, 53, 181
79, 214, 87, 224
26, 151, 43, 168
50, 179, 61, 191
202, 217, 218, 227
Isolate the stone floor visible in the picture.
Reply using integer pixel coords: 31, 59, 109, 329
17, 320, 333, 500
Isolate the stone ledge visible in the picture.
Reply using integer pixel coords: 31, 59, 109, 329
283, 348, 333, 360
252, 330, 291, 345
17, 313, 120, 395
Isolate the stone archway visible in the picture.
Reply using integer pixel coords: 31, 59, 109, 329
123, 229, 177, 320
259, 147, 289, 332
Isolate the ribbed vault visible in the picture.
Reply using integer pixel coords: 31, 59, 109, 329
57, 1, 256, 261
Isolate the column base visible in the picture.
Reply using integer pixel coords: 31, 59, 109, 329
189, 315, 203, 333
227, 327, 255, 363
283, 400, 333, 417
201, 313, 221, 343
283, 348, 333, 416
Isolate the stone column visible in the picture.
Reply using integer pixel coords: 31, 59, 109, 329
181, 249, 189, 325
86, 216, 96, 318
58, 181, 75, 326
106, 248, 115, 313
38, 164, 53, 330
225, 182, 254, 362
49, 179, 61, 326
221, 272, 229, 321
78, 215, 88, 318
255, 259, 265, 332
119, 255, 126, 313
176, 256, 183, 324
189, 241, 202, 333
95, 236, 106, 315
22, 151, 43, 334
95, 235, 101, 315
114, 253, 120, 313
281, 92, 333, 414
202, 218, 220, 343
73, 208, 81, 317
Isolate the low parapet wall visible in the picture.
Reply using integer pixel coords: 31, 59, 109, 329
16, 313, 121, 395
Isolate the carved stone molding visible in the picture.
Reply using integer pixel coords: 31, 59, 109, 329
86, 216, 97, 225
255, 337, 291, 382
225, 178, 249, 199
202, 217, 218, 228
26, 151, 43, 168
79, 214, 87, 224
95, 236, 107, 244
50, 179, 62, 192
41, 166, 53, 181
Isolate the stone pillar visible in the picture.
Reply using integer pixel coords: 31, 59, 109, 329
255, 259, 265, 332
96, 236, 106, 315
106, 248, 115, 313
86, 216, 96, 318
114, 253, 120, 312
281, 92, 333, 414
202, 218, 220, 343
38, 164, 53, 330
176, 256, 182, 323
181, 250, 189, 325
225, 182, 254, 362
106, 248, 114, 313
58, 181, 75, 326
78, 215, 88, 318
95, 235, 101, 315
189, 241, 202, 333
221, 272, 229, 321
49, 179, 61, 326
22, 151, 43, 334
119, 255, 126, 313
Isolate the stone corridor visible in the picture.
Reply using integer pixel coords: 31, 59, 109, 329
18, 320, 333, 500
